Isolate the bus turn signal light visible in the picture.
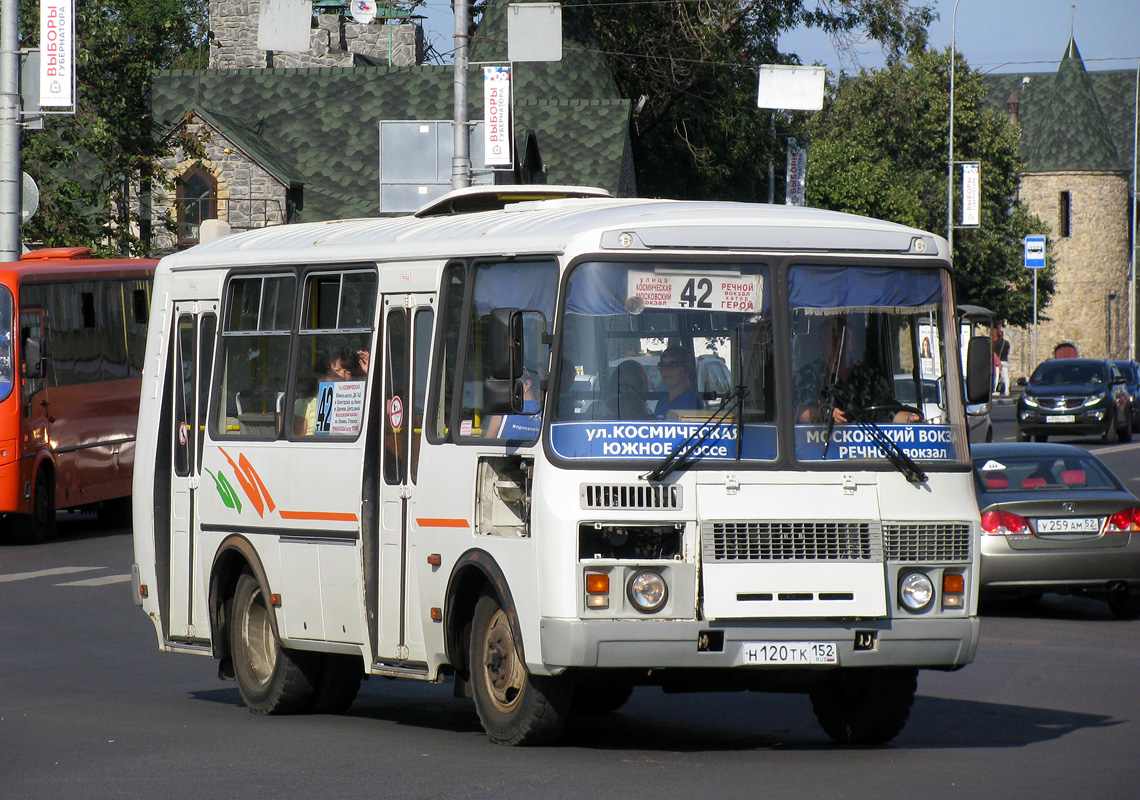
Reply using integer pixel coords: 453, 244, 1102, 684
585, 572, 609, 609
942, 573, 965, 609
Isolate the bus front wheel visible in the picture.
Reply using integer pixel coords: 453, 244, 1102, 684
469, 592, 572, 745
12, 470, 56, 543
230, 573, 318, 715
808, 667, 917, 745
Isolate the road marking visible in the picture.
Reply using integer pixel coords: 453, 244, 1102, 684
0, 566, 104, 583
57, 574, 132, 587
1090, 442, 1140, 455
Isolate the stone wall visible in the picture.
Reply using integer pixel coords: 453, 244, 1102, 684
152, 120, 290, 254
1006, 169, 1133, 378
209, 1, 423, 69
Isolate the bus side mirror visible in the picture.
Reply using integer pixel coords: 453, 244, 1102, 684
488, 307, 524, 381
23, 337, 43, 379
483, 377, 525, 415
965, 335, 991, 405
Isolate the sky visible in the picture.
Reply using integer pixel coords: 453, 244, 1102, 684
414, 0, 1140, 75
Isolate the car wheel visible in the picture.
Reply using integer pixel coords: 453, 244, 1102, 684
1016, 429, 1029, 442
1107, 591, 1140, 620
1103, 412, 1119, 444
1033, 434, 1048, 443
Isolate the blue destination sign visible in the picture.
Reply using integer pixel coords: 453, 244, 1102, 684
549, 421, 778, 461
795, 424, 956, 461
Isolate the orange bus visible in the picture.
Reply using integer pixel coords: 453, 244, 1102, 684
0, 248, 155, 542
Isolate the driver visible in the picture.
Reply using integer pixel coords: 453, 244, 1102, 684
795, 315, 921, 425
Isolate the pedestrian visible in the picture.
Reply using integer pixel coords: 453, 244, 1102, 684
993, 327, 1011, 395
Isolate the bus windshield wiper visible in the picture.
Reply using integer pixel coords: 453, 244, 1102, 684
643, 386, 746, 483
846, 407, 928, 484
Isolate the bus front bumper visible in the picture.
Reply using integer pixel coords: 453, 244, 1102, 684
539, 615, 980, 672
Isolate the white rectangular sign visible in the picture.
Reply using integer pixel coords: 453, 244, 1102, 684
961, 163, 980, 226
484, 66, 512, 166
627, 271, 763, 313
785, 139, 806, 206
39, 0, 75, 108
757, 65, 826, 111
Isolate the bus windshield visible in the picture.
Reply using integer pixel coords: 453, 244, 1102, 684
551, 261, 775, 463
551, 261, 967, 470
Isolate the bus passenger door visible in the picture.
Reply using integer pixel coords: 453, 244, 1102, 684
375, 295, 433, 665
167, 304, 217, 641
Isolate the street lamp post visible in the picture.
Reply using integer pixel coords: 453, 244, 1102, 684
947, 0, 963, 254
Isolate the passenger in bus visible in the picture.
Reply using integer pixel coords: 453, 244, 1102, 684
795, 316, 921, 425
297, 348, 367, 435
604, 359, 652, 419
654, 346, 704, 419
484, 369, 542, 439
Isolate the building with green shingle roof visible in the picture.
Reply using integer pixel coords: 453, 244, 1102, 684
981, 38, 1137, 369
149, 0, 634, 251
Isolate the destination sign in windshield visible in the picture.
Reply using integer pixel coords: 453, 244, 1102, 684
626, 271, 763, 313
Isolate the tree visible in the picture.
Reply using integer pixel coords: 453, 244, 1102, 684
580, 0, 936, 201
17, 0, 208, 256
805, 48, 1053, 326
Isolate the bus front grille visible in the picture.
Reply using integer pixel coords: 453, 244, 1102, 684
581, 483, 682, 510
883, 523, 972, 562
702, 521, 878, 562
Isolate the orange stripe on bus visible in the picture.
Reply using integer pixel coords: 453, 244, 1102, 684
416, 518, 471, 528
279, 510, 359, 522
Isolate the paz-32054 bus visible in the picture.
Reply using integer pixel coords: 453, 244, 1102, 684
132, 191, 992, 745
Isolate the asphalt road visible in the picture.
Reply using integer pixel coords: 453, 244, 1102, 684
2, 409, 1137, 799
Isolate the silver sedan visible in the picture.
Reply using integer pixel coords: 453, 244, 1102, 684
972, 442, 1140, 619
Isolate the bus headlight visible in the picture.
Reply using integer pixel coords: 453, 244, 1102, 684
899, 572, 934, 612
627, 570, 668, 613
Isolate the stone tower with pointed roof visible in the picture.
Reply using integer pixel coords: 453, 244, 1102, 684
984, 39, 1136, 371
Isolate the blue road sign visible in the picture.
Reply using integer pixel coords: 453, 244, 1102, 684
1024, 235, 1046, 269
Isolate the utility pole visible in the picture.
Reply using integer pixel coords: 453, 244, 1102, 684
0, 0, 23, 260
451, 0, 471, 189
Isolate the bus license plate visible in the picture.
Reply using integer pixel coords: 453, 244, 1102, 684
742, 641, 838, 665
1046, 415, 1076, 423
1036, 517, 1100, 533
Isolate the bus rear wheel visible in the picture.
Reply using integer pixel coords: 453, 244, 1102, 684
469, 592, 571, 745
809, 667, 917, 745
230, 573, 318, 714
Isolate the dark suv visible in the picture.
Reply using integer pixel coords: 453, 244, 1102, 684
1017, 358, 1133, 443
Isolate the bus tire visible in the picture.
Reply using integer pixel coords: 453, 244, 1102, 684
309, 653, 364, 714
809, 667, 917, 746
469, 592, 571, 745
12, 470, 56, 543
230, 573, 318, 715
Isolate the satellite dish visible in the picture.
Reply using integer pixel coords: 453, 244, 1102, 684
21, 173, 39, 225
351, 0, 377, 24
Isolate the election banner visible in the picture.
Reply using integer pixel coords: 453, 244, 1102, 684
39, 0, 75, 108
961, 162, 980, 227
484, 66, 512, 166
786, 139, 807, 206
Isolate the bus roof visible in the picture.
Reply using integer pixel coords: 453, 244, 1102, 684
0, 256, 157, 281
157, 196, 949, 272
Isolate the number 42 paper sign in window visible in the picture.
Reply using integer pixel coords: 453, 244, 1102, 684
626, 270, 763, 313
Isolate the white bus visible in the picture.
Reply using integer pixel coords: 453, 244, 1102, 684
132, 191, 993, 746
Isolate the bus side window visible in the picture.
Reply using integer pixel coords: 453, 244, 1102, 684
460, 260, 556, 439
212, 275, 294, 439
289, 270, 376, 439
